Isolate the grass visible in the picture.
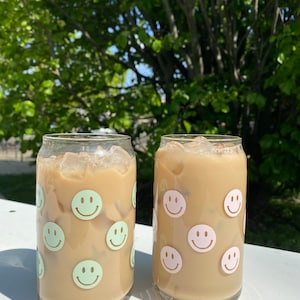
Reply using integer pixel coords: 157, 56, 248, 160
1, 174, 299, 252
246, 198, 300, 252
0, 174, 36, 206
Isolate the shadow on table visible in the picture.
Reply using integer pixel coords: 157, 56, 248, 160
0, 248, 37, 300
0, 249, 162, 300
129, 250, 164, 300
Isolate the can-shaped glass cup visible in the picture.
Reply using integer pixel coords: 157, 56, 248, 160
152, 134, 247, 300
36, 133, 136, 300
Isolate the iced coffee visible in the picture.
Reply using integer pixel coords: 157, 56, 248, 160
36, 134, 136, 300
153, 134, 247, 300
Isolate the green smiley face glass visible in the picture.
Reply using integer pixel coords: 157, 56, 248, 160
43, 222, 65, 252
106, 221, 128, 250
72, 190, 102, 221
73, 260, 103, 290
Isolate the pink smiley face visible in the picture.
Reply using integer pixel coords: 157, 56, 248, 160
224, 189, 243, 217
221, 246, 240, 274
163, 190, 186, 218
188, 224, 216, 253
160, 246, 183, 274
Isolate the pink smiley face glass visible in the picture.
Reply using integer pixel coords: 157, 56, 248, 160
153, 134, 247, 300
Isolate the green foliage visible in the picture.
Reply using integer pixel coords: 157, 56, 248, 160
260, 19, 300, 194
0, 174, 36, 205
246, 198, 300, 252
0, 1, 299, 213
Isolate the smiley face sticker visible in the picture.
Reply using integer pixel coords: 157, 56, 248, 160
36, 250, 45, 279
43, 222, 65, 252
163, 190, 186, 218
73, 260, 103, 289
160, 246, 183, 274
130, 244, 135, 268
72, 190, 102, 221
224, 189, 243, 217
221, 246, 240, 274
36, 183, 44, 211
106, 221, 128, 250
188, 224, 216, 253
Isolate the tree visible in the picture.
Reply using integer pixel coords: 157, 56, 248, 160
0, 1, 299, 223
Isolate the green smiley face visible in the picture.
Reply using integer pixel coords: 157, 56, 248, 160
43, 222, 65, 252
130, 244, 135, 268
36, 250, 45, 279
73, 260, 103, 290
106, 221, 128, 250
36, 183, 44, 210
72, 190, 102, 221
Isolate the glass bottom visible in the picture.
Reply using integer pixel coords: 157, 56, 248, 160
38, 284, 133, 300
154, 284, 242, 300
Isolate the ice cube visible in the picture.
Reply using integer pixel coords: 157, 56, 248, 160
157, 142, 184, 175
57, 213, 91, 249
59, 152, 90, 180
184, 136, 213, 154
163, 141, 185, 151
94, 146, 106, 157
103, 203, 122, 221
101, 145, 132, 174
212, 143, 239, 154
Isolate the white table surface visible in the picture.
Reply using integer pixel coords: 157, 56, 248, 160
0, 199, 299, 300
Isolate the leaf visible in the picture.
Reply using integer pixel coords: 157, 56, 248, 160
41, 80, 54, 88
137, 28, 150, 46
116, 31, 129, 50
279, 80, 294, 95
152, 39, 162, 53
246, 93, 266, 109
277, 53, 285, 64
13, 100, 35, 118
183, 120, 192, 133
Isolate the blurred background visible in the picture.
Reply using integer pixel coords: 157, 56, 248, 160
0, 0, 299, 252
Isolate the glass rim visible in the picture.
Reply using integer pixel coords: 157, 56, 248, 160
161, 134, 241, 143
43, 133, 131, 142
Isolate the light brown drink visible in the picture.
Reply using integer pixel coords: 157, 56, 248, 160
36, 134, 136, 300
153, 135, 247, 300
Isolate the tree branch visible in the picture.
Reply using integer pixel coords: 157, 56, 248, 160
222, 1, 240, 84
177, 0, 204, 77
162, 0, 179, 39
47, 0, 151, 84
198, 0, 224, 73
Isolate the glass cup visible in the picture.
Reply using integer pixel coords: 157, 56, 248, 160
36, 133, 136, 300
152, 134, 247, 300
